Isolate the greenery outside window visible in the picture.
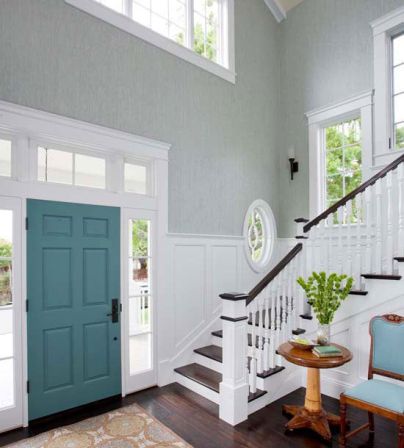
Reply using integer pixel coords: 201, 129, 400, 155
95, 0, 224, 66
324, 118, 362, 218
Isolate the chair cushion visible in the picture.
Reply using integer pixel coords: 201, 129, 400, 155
345, 379, 404, 413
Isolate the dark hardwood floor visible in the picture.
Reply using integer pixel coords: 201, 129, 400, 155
0, 384, 397, 447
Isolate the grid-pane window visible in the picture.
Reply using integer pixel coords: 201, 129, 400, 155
0, 139, 12, 178
324, 118, 362, 211
128, 219, 152, 374
132, 0, 186, 46
393, 33, 404, 150
38, 147, 106, 189
0, 209, 15, 409
95, 0, 225, 66
194, 0, 220, 64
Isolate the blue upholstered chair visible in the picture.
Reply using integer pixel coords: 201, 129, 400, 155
339, 314, 404, 447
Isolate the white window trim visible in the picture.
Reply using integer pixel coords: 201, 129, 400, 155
306, 91, 373, 219
64, 0, 236, 84
371, 6, 404, 165
243, 199, 277, 273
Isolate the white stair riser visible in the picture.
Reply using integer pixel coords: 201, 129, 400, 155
174, 372, 220, 404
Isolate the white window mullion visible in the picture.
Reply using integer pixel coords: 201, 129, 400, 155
125, 0, 133, 18
187, 0, 194, 50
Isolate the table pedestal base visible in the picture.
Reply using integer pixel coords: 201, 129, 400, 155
282, 405, 340, 441
282, 367, 340, 441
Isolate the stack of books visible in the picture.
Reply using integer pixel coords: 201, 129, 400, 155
312, 345, 342, 358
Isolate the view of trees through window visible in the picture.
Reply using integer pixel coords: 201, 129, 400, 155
96, 0, 221, 65
0, 211, 12, 307
325, 118, 362, 219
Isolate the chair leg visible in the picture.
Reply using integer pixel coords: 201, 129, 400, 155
399, 424, 404, 448
368, 412, 374, 433
339, 399, 347, 447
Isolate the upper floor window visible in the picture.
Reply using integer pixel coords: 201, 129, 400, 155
324, 118, 362, 210
65, 0, 235, 83
372, 6, 404, 164
392, 32, 404, 150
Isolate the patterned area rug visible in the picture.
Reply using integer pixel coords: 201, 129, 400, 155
6, 403, 192, 448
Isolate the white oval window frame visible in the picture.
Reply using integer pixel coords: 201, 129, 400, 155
243, 199, 277, 273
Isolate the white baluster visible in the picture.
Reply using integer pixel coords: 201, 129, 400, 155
346, 200, 353, 278
269, 279, 276, 369
281, 267, 288, 344
385, 171, 394, 274
398, 164, 404, 259
365, 185, 373, 274
263, 290, 270, 372
319, 220, 326, 272
288, 258, 295, 336
326, 215, 333, 273
355, 193, 363, 289
249, 307, 257, 394
257, 297, 264, 374
275, 271, 282, 366
375, 180, 383, 273
338, 206, 344, 275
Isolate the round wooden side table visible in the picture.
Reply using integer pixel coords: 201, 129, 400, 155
278, 342, 353, 441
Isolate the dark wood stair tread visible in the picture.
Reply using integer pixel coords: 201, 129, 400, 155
349, 289, 368, 296
292, 328, 306, 335
394, 257, 404, 262
194, 345, 286, 379
194, 345, 222, 363
174, 363, 267, 402
174, 363, 221, 393
361, 274, 402, 280
299, 313, 313, 320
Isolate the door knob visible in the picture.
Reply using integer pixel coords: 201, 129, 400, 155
107, 298, 119, 323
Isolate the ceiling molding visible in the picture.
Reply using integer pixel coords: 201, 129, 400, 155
264, 0, 287, 23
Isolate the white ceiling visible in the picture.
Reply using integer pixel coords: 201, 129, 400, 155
278, 0, 304, 13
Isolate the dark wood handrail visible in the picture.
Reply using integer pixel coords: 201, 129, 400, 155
304, 153, 404, 233
247, 243, 303, 305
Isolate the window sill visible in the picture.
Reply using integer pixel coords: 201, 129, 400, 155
64, 0, 236, 84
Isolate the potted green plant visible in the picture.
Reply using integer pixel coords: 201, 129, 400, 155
297, 272, 353, 345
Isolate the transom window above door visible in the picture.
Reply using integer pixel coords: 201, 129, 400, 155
324, 118, 362, 214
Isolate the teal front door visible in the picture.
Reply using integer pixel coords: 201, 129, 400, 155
27, 199, 121, 420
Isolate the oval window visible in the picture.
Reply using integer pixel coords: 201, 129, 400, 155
243, 199, 276, 272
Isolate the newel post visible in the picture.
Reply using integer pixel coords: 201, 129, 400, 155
218, 292, 249, 426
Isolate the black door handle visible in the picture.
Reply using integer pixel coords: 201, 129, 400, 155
107, 298, 119, 323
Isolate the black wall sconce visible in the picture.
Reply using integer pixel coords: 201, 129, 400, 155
288, 146, 299, 181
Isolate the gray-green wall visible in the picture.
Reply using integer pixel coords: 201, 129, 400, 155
277, 0, 404, 237
0, 0, 280, 236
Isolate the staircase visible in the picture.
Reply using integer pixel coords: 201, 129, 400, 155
173, 153, 404, 425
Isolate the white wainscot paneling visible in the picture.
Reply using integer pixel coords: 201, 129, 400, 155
161, 235, 291, 374
211, 245, 238, 316
173, 244, 206, 348
318, 294, 404, 399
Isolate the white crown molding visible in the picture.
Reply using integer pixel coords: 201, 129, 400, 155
0, 100, 171, 160
264, 0, 287, 23
370, 5, 404, 36
305, 90, 373, 125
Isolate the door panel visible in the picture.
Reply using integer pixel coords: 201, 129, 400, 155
27, 199, 120, 421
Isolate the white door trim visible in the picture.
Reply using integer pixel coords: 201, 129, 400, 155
0, 102, 169, 430
0, 196, 24, 433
